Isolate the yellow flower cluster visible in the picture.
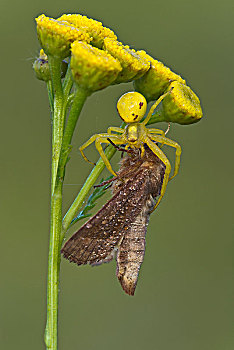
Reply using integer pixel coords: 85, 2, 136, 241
35, 13, 202, 123
134, 51, 202, 124
35, 13, 151, 91
71, 41, 122, 92
103, 38, 150, 83
134, 50, 186, 101
57, 14, 117, 49
36, 14, 91, 58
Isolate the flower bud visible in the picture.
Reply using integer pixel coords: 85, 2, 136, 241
152, 81, 203, 125
58, 14, 117, 49
71, 41, 122, 92
134, 51, 186, 102
36, 14, 91, 58
103, 39, 150, 84
33, 49, 51, 81
33, 49, 68, 81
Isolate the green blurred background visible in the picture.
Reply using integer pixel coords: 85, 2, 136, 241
1, 0, 233, 349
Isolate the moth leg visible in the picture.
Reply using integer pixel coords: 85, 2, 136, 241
95, 135, 124, 176
149, 134, 181, 180
107, 127, 124, 135
144, 137, 171, 211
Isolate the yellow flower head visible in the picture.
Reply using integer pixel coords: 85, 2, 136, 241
71, 41, 122, 92
161, 81, 203, 124
36, 14, 91, 58
103, 39, 150, 84
134, 51, 186, 102
57, 14, 117, 49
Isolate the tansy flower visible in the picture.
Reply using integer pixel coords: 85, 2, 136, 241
71, 41, 122, 92
57, 14, 117, 49
152, 81, 203, 125
134, 51, 186, 102
36, 14, 91, 58
103, 38, 150, 84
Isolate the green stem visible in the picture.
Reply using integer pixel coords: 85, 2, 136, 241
61, 144, 116, 239
45, 55, 64, 348
44, 80, 89, 350
58, 86, 89, 173
44, 180, 63, 350
47, 80, 54, 117
48, 55, 64, 194
62, 62, 73, 100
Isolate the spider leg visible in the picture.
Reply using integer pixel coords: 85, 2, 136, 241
144, 137, 171, 211
140, 144, 145, 158
149, 134, 181, 180
95, 135, 124, 176
107, 127, 124, 135
79, 133, 120, 166
79, 134, 100, 165
147, 128, 165, 136
143, 89, 173, 125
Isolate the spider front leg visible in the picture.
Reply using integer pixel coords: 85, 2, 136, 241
95, 135, 125, 176
147, 128, 165, 137
79, 133, 122, 171
144, 137, 171, 211
107, 127, 124, 135
149, 134, 181, 180
79, 134, 101, 165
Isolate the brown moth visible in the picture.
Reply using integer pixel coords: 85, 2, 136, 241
61, 148, 165, 295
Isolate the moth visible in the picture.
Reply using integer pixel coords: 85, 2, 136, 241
61, 147, 166, 295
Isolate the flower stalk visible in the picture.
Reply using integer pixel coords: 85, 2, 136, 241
48, 55, 64, 193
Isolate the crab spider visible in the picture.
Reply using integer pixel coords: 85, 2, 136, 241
79, 91, 181, 210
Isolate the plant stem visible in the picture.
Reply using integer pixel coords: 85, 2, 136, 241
44, 77, 89, 349
48, 55, 64, 194
61, 144, 116, 239
62, 61, 73, 100
45, 56, 64, 347
44, 180, 63, 350
58, 86, 89, 174
47, 80, 54, 116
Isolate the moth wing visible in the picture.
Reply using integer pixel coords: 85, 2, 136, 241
61, 169, 151, 266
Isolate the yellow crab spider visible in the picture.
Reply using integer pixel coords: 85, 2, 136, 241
79, 91, 181, 210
